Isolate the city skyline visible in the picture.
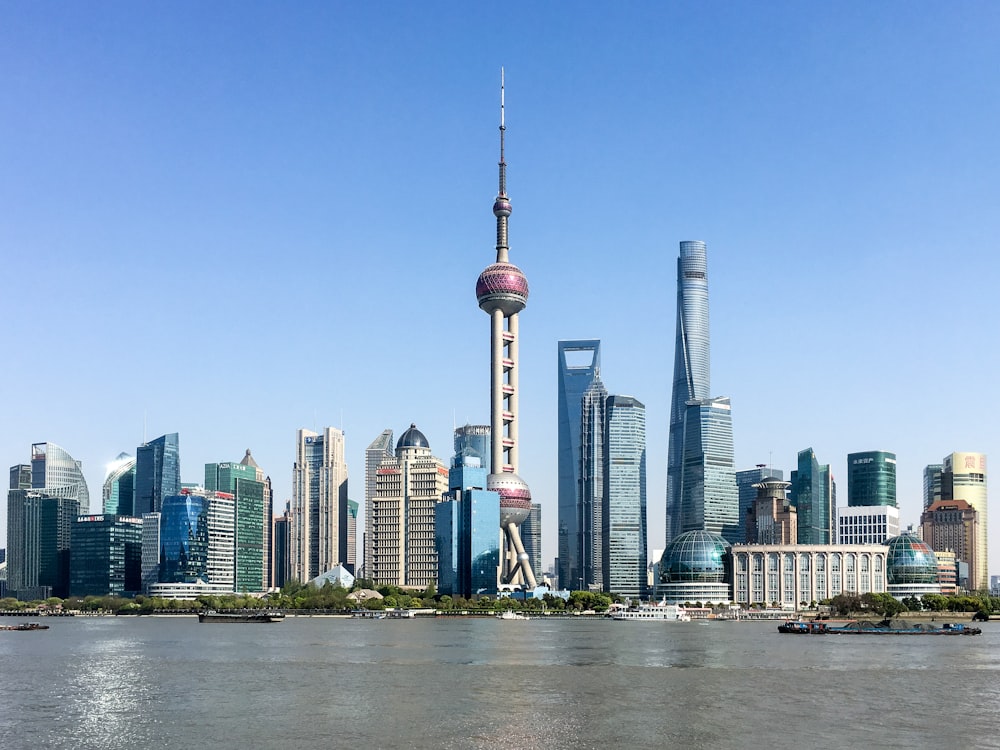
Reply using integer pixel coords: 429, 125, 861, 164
3, 5, 1000, 574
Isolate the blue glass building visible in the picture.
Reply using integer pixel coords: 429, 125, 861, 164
436, 453, 500, 598
666, 241, 711, 544
453, 425, 491, 471
134, 433, 181, 515
158, 492, 209, 583
102, 453, 136, 515
603, 395, 647, 598
789, 448, 836, 544
847, 450, 897, 507
70, 514, 143, 597
557, 339, 601, 591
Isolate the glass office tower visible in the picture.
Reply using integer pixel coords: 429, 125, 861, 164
158, 492, 209, 583
134, 433, 180, 515
205, 462, 266, 592
603, 395, 647, 598
667, 241, 711, 544
557, 339, 601, 590
847, 451, 897, 507
70, 514, 143, 597
678, 397, 738, 541
102, 453, 136, 515
790, 448, 835, 544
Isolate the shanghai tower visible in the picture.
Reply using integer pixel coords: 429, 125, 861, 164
665, 240, 711, 543
475, 70, 537, 588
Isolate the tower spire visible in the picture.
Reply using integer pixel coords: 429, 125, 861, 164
493, 67, 512, 263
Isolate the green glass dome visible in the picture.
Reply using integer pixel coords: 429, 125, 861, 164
885, 533, 938, 585
659, 530, 731, 583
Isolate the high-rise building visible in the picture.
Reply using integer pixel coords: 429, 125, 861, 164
238, 449, 273, 587
920, 499, 978, 590
736, 466, 784, 544
205, 461, 266, 592
134, 433, 180, 515
70, 514, 143, 597
363, 429, 394, 579
6, 442, 90, 599
272, 503, 290, 589
666, 241, 711, 544
745, 477, 797, 545
522, 503, 542, 580
790, 448, 836, 544
557, 339, 601, 590
436, 449, 500, 598
346, 500, 358, 573
454, 425, 491, 469
370, 425, 449, 588
475, 72, 536, 589
579, 375, 608, 589
102, 453, 136, 516
847, 451, 897, 507
677, 397, 739, 541
9, 464, 31, 491
290, 428, 349, 583
603, 395, 647, 598
141, 512, 160, 594
923, 464, 943, 510
941, 452, 988, 591
205, 491, 235, 590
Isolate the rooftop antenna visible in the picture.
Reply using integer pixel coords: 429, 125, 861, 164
142, 410, 147, 444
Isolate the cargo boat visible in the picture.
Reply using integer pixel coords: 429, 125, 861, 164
778, 619, 982, 635
0, 622, 50, 631
198, 611, 285, 624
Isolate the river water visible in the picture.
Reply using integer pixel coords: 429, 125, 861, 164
1, 615, 998, 749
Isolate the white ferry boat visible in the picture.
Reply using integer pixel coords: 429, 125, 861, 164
497, 610, 529, 620
610, 601, 691, 622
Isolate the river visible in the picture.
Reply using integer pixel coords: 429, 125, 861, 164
1, 615, 998, 749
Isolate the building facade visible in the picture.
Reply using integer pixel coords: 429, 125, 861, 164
363, 429, 394, 579
789, 448, 836, 544
158, 493, 209, 584
205, 461, 266, 592
745, 477, 797, 545
70, 514, 143, 597
732, 544, 888, 608
290, 427, 349, 583
847, 450, 897, 507
666, 240, 712, 545
920, 498, 978, 591
370, 425, 449, 588
837, 504, 900, 545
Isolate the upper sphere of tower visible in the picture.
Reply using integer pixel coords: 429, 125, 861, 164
493, 198, 512, 218
477, 262, 529, 317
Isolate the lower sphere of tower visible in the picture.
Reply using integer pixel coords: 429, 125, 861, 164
488, 472, 532, 527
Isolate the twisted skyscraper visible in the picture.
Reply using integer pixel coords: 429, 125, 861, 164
476, 71, 537, 588
666, 241, 711, 543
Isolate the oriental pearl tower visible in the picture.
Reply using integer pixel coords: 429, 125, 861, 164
476, 70, 537, 589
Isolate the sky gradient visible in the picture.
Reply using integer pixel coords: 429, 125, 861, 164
3, 3, 999, 575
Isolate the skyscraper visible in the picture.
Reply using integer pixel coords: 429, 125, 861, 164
847, 451, 897, 507
475, 71, 536, 589
6, 442, 90, 599
941, 452, 988, 591
363, 429, 394, 579
557, 339, 601, 590
370, 425, 450, 587
290, 427, 349, 583
678, 397, 739, 540
205, 460, 266, 592
666, 241, 712, 544
579, 375, 608, 589
70, 514, 143, 597
158, 492, 209, 583
603, 395, 647, 598
454, 424, 491, 468
239, 449, 273, 587
102, 453, 136, 516
134, 433, 180, 515
923, 464, 943, 510
736, 466, 784, 544
790, 448, 836, 544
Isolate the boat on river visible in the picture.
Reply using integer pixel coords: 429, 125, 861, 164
0, 622, 50, 631
198, 611, 285, 624
497, 610, 529, 620
611, 602, 691, 622
778, 619, 982, 635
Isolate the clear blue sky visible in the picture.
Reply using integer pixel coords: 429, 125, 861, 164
3, 3, 999, 575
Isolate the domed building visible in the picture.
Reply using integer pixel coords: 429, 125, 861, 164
885, 533, 941, 599
369, 424, 449, 588
656, 530, 732, 604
